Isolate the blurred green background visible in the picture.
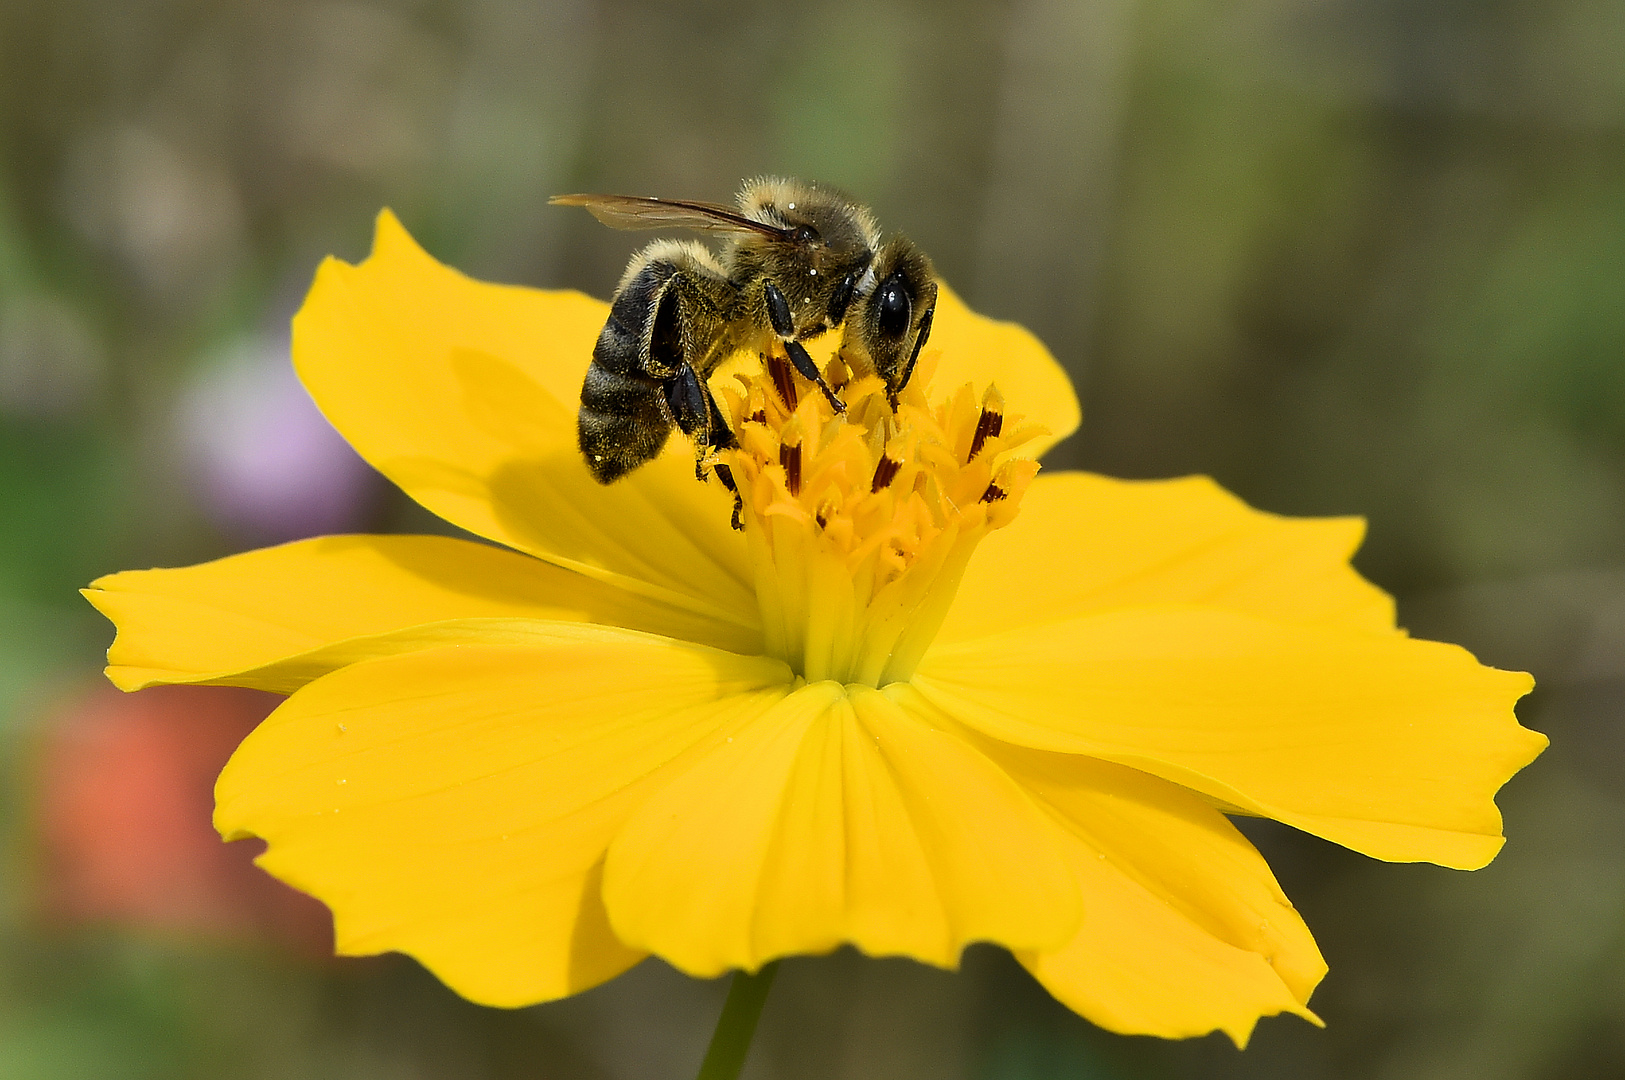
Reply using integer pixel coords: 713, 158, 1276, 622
1, 0, 1621, 1076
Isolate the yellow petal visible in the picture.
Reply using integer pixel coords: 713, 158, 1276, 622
924, 284, 1080, 457
601, 683, 1080, 976
912, 607, 1545, 869
901, 701, 1323, 1045
293, 209, 756, 630
214, 631, 791, 1007
84, 533, 761, 693
939, 472, 1395, 645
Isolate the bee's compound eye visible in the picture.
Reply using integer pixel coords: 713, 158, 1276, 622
790, 225, 819, 244
876, 273, 911, 340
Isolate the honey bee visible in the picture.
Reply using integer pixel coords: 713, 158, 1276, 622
552, 177, 938, 484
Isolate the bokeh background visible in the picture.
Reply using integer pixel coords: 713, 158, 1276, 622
1, 0, 1621, 1076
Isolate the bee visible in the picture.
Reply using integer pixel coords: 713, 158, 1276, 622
552, 177, 938, 485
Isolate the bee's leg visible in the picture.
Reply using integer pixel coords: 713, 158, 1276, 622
703, 380, 737, 450
713, 461, 744, 531
764, 281, 845, 413
664, 364, 710, 436
785, 340, 846, 413
690, 382, 741, 481
889, 302, 936, 409
678, 373, 743, 524
825, 269, 860, 329
664, 365, 716, 480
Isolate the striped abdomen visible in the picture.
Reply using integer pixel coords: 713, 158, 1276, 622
578, 260, 681, 483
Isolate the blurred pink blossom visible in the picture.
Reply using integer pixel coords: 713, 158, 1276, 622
181, 333, 380, 544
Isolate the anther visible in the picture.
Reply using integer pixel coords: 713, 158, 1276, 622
870, 454, 901, 493
767, 351, 798, 410
980, 482, 1008, 503
968, 385, 1004, 461
780, 440, 802, 496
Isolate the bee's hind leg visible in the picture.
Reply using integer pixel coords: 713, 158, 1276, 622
694, 389, 739, 479
713, 462, 745, 531
699, 380, 743, 528
666, 364, 739, 484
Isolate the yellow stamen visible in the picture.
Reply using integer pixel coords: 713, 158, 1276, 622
718, 347, 1045, 686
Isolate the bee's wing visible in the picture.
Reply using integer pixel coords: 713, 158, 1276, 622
550, 194, 790, 238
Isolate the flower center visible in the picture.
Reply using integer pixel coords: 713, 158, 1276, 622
712, 345, 1044, 686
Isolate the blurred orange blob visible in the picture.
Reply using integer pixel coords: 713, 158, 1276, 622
33, 683, 331, 953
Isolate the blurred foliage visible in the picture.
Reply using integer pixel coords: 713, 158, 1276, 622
0, 0, 1622, 1076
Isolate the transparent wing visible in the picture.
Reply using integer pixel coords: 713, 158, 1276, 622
550, 194, 789, 238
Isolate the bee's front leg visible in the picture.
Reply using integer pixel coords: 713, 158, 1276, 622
763, 281, 846, 413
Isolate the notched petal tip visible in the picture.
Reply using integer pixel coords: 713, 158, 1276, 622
917, 606, 1547, 873
372, 206, 414, 255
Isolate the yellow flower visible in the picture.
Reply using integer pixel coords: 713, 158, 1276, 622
85, 211, 1545, 1047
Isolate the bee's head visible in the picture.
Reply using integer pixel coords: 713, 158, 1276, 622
734, 178, 881, 336
843, 237, 937, 399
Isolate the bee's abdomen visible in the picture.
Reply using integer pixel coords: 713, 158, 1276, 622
594, 261, 676, 374
579, 367, 670, 483
578, 260, 680, 483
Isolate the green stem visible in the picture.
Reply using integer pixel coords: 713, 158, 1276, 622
695, 962, 780, 1080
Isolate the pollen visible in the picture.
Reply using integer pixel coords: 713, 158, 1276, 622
716, 346, 1045, 686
